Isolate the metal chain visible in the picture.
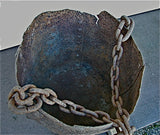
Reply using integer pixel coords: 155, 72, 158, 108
8, 15, 136, 135
8, 85, 115, 123
111, 15, 135, 135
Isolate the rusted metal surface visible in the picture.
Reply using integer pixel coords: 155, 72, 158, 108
16, 9, 144, 126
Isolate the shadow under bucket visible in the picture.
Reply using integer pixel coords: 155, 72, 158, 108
15, 9, 144, 134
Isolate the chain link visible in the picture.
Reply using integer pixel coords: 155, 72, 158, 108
8, 15, 136, 135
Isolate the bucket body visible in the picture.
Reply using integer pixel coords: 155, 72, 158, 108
16, 9, 144, 134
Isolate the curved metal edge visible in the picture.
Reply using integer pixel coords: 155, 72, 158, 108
26, 108, 113, 135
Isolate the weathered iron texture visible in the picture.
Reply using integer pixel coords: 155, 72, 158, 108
16, 9, 144, 126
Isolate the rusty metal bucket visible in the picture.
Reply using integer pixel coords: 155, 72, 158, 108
15, 9, 144, 134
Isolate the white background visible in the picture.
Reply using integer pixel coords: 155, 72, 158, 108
0, 1, 159, 50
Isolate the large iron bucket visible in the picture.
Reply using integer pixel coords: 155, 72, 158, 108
16, 9, 144, 134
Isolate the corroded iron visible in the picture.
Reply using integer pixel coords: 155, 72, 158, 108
16, 9, 144, 128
